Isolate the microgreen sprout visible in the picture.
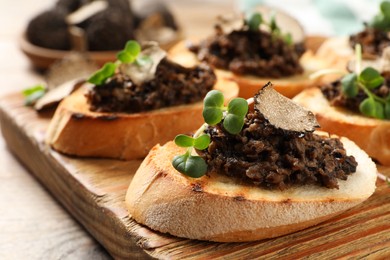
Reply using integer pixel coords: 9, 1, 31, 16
248, 13, 262, 31
203, 90, 248, 134
116, 40, 141, 64
339, 44, 390, 119
341, 65, 388, 119
370, 1, 390, 31
87, 40, 144, 85
247, 12, 293, 45
311, 43, 390, 120
87, 62, 117, 85
172, 90, 249, 177
172, 131, 210, 178
23, 84, 46, 106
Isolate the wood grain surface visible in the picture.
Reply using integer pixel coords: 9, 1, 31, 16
1, 93, 389, 259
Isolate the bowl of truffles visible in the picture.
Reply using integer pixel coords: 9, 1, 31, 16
21, 0, 182, 70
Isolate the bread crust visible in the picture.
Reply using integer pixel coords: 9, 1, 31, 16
46, 78, 238, 160
125, 139, 376, 242
293, 87, 390, 165
169, 40, 331, 99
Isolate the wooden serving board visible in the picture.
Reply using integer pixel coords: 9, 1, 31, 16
1, 93, 389, 259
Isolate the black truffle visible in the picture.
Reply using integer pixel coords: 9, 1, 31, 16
55, 0, 84, 13
134, 2, 178, 30
26, 9, 71, 50
77, 6, 135, 51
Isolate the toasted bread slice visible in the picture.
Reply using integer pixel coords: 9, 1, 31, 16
293, 87, 390, 165
125, 138, 376, 242
169, 40, 331, 99
46, 78, 238, 160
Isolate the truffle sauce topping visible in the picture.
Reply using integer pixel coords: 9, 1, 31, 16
198, 84, 357, 190
350, 27, 390, 58
86, 42, 216, 113
321, 72, 390, 113
189, 15, 305, 78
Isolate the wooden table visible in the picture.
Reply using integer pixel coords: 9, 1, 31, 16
0, 1, 234, 259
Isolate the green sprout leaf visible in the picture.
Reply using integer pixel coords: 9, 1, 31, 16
359, 67, 384, 89
270, 12, 278, 32
117, 50, 135, 63
283, 33, 293, 46
248, 13, 262, 31
172, 152, 207, 178
88, 62, 117, 85
374, 100, 385, 119
341, 73, 359, 98
124, 40, 141, 57
23, 84, 46, 106
222, 98, 248, 134
203, 90, 225, 125
223, 114, 245, 135
370, 1, 390, 31
23, 84, 45, 97
117, 40, 141, 64
172, 90, 250, 178
385, 101, 390, 119
359, 97, 385, 119
381, 1, 390, 19
360, 98, 375, 117
371, 14, 388, 31
227, 98, 248, 117
174, 134, 194, 147
193, 134, 210, 150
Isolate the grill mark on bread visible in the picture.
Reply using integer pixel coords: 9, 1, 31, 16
191, 182, 203, 192
72, 113, 119, 121
97, 114, 118, 121
233, 195, 246, 201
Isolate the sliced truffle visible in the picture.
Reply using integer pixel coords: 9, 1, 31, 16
255, 82, 319, 132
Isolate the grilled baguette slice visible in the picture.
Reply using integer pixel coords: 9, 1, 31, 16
169, 40, 331, 99
294, 87, 390, 165
125, 139, 377, 242
46, 78, 238, 160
